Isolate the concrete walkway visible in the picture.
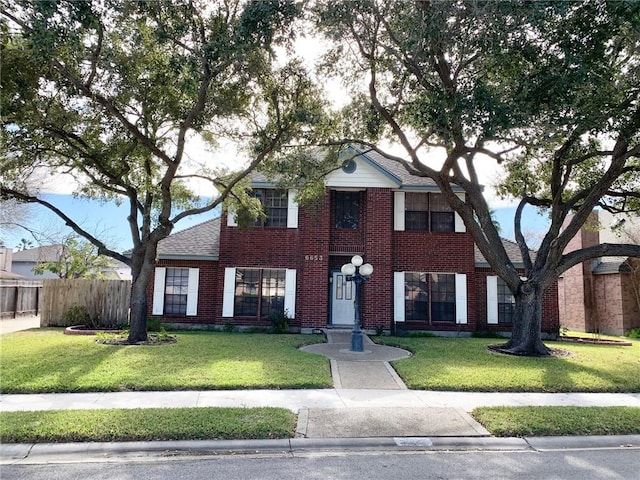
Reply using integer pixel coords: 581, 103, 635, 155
0, 316, 40, 335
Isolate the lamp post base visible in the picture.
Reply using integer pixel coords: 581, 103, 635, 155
350, 330, 364, 352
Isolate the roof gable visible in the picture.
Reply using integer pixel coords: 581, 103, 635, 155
249, 144, 443, 191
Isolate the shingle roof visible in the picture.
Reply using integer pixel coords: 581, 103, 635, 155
11, 245, 63, 263
157, 217, 221, 259
592, 259, 631, 274
355, 146, 441, 189
474, 238, 537, 267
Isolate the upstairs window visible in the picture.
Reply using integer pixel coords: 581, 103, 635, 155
252, 189, 288, 227
333, 191, 361, 229
405, 193, 454, 232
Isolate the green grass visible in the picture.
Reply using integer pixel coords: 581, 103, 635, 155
472, 406, 640, 437
0, 329, 331, 393
379, 336, 640, 392
0, 407, 296, 443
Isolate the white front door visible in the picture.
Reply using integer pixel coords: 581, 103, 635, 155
331, 271, 355, 326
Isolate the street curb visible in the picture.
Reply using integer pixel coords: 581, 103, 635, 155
2, 435, 639, 464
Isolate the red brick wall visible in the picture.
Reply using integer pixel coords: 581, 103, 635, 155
591, 271, 640, 335
362, 188, 393, 330
559, 214, 599, 331
151, 187, 560, 335
393, 227, 478, 333
147, 259, 218, 325
474, 268, 559, 335
623, 258, 640, 333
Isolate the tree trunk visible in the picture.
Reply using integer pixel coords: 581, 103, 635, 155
500, 281, 552, 356
127, 251, 155, 343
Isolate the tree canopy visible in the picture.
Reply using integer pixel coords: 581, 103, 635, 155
314, 0, 640, 354
1, 0, 329, 341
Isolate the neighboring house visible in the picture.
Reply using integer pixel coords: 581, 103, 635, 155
10, 245, 132, 280
559, 211, 640, 335
148, 146, 559, 335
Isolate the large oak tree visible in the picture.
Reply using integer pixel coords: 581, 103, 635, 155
1, 0, 328, 342
315, 0, 640, 355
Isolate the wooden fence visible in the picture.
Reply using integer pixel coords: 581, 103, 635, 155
41, 279, 131, 327
0, 279, 43, 319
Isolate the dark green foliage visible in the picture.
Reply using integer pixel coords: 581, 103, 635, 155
626, 328, 640, 339
61, 305, 92, 327
1, 0, 330, 343
268, 312, 290, 334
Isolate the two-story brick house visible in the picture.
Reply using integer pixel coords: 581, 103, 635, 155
148, 146, 559, 336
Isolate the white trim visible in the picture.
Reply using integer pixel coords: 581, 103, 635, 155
394, 191, 405, 231
393, 272, 405, 322
287, 190, 299, 229
486, 276, 498, 325
151, 267, 166, 315
454, 192, 466, 232
455, 273, 468, 324
284, 269, 296, 317
222, 267, 236, 317
186, 268, 199, 316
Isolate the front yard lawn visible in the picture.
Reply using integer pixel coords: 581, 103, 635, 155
0, 407, 296, 443
472, 406, 640, 437
0, 329, 331, 393
380, 336, 640, 392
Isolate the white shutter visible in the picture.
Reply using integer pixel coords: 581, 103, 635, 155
226, 209, 237, 227
287, 190, 299, 229
186, 268, 199, 316
393, 272, 406, 322
222, 267, 236, 317
284, 269, 296, 318
454, 192, 466, 232
394, 192, 405, 231
487, 276, 498, 325
151, 267, 166, 315
455, 273, 468, 324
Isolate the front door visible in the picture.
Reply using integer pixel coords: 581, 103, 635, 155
331, 271, 355, 326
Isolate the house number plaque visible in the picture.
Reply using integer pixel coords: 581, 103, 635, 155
304, 255, 324, 261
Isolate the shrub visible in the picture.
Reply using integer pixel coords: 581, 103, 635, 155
147, 317, 164, 332
222, 321, 236, 333
268, 312, 290, 334
62, 305, 94, 328
625, 328, 640, 339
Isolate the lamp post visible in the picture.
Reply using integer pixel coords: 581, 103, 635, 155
341, 255, 373, 352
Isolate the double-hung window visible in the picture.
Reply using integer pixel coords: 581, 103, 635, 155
152, 267, 199, 316
497, 278, 516, 324
234, 268, 286, 318
404, 193, 454, 232
164, 268, 189, 315
252, 189, 288, 227
404, 272, 456, 323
